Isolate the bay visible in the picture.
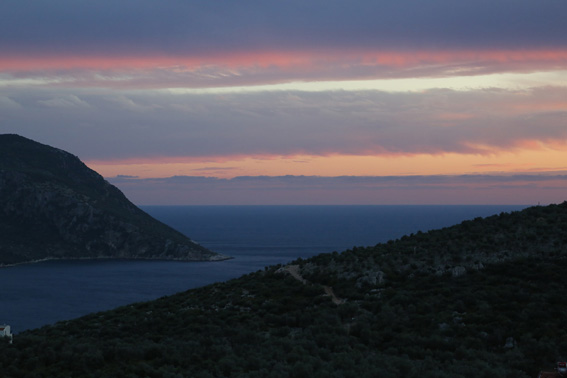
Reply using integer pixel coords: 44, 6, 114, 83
0, 205, 527, 333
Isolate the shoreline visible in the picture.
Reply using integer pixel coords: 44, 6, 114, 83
0, 254, 233, 268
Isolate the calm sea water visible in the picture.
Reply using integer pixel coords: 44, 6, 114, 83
0, 205, 527, 333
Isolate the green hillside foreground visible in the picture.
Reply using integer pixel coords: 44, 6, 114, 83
2, 203, 567, 377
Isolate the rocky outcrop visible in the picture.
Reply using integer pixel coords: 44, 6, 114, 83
0, 134, 228, 266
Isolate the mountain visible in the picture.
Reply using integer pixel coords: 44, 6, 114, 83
1, 202, 566, 377
0, 134, 228, 265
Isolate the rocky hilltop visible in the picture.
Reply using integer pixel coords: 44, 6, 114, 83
0, 134, 227, 265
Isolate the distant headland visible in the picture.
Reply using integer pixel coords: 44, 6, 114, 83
0, 134, 229, 266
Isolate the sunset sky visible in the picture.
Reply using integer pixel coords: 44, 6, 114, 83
1, 1, 566, 205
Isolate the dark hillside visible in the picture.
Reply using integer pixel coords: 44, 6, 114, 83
300, 202, 567, 294
1, 202, 566, 377
0, 134, 227, 265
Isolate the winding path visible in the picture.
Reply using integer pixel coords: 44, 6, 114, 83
283, 265, 345, 305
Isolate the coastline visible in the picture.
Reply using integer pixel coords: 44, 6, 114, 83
0, 253, 233, 268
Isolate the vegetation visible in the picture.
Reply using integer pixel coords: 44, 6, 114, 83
1, 202, 567, 377
0, 134, 225, 265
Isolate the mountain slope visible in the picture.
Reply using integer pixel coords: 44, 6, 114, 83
0, 134, 227, 265
1, 202, 566, 377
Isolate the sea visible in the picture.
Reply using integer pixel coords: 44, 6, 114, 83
0, 205, 528, 333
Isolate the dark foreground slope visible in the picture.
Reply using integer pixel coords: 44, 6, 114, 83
2, 202, 567, 377
0, 134, 227, 265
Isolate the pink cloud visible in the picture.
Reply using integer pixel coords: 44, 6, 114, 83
2, 49, 567, 89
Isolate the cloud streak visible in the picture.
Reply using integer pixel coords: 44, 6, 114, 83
2, 86, 566, 161
2, 49, 566, 90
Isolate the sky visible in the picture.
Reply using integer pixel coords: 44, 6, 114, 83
1, 0, 566, 205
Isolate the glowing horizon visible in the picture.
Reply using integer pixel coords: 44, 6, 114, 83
86, 146, 567, 181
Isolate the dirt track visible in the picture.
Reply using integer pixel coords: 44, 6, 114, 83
284, 265, 345, 305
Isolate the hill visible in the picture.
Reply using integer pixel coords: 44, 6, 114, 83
1, 202, 567, 377
0, 134, 227, 265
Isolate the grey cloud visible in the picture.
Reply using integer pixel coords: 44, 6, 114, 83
37, 95, 91, 108
224, 174, 567, 185
0, 96, 22, 110
1, 1, 566, 56
1, 86, 567, 161
190, 167, 238, 173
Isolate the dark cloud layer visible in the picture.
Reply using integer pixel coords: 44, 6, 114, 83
2, 0, 566, 55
